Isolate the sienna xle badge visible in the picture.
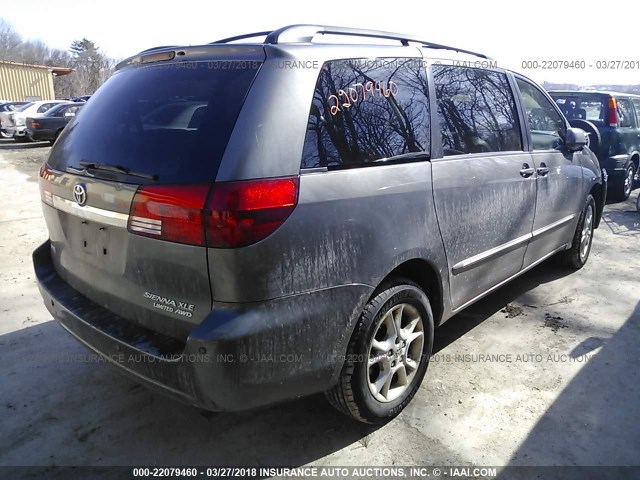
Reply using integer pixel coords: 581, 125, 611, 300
34, 25, 605, 423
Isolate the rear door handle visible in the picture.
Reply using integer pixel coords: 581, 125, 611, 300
520, 163, 536, 178
537, 162, 550, 176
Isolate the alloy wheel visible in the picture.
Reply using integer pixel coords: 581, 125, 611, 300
367, 303, 424, 403
580, 204, 594, 262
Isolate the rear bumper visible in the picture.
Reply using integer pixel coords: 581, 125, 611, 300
33, 240, 371, 411
10, 126, 26, 137
2, 126, 21, 136
26, 128, 54, 141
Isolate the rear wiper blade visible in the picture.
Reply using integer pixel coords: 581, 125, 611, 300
78, 161, 158, 181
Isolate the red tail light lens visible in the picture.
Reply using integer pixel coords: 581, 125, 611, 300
608, 97, 619, 127
39, 164, 54, 206
128, 185, 210, 246
205, 177, 299, 248
127, 177, 299, 248
31, 121, 41, 129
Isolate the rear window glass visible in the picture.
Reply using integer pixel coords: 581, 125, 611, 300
16, 103, 33, 112
301, 58, 431, 169
47, 61, 261, 183
550, 94, 606, 123
5, 103, 25, 112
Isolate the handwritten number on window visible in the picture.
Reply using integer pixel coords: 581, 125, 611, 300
328, 81, 398, 116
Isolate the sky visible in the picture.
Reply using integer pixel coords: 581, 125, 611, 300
2, 0, 639, 85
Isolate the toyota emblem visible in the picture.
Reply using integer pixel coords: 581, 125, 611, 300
73, 183, 87, 206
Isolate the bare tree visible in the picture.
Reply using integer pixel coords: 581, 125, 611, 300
0, 18, 22, 61
0, 18, 115, 97
18, 40, 50, 65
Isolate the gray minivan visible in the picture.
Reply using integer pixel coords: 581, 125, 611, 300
33, 25, 606, 423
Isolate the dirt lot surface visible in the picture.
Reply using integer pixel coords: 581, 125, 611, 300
1, 138, 639, 476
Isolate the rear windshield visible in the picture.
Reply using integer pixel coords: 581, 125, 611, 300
550, 94, 606, 123
47, 61, 261, 183
16, 102, 34, 112
3, 103, 26, 112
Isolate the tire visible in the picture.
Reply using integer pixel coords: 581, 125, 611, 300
612, 163, 635, 202
50, 130, 63, 145
556, 194, 595, 269
569, 119, 600, 154
325, 280, 434, 424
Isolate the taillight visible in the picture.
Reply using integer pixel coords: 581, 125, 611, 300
128, 185, 210, 246
31, 120, 41, 129
608, 97, 619, 127
205, 177, 299, 248
39, 164, 54, 206
127, 177, 299, 248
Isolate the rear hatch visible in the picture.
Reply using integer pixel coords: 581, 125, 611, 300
39, 46, 264, 341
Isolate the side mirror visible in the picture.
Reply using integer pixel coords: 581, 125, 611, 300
565, 127, 588, 152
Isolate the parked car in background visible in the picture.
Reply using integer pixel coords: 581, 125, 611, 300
549, 91, 640, 201
0, 102, 30, 138
6, 100, 74, 141
0, 101, 29, 112
34, 25, 606, 424
26, 103, 84, 144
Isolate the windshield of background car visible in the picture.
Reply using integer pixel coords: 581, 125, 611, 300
551, 94, 607, 123
47, 61, 262, 184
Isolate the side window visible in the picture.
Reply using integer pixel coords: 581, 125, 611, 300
37, 104, 50, 113
633, 100, 640, 127
301, 58, 430, 169
516, 78, 566, 150
617, 99, 635, 128
433, 66, 522, 156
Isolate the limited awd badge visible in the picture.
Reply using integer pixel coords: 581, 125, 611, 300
73, 183, 87, 206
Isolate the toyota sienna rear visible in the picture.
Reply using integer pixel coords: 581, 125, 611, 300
34, 25, 605, 423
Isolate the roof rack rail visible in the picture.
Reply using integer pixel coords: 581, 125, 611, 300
212, 24, 491, 60
211, 31, 272, 44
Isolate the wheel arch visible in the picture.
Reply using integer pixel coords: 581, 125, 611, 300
372, 258, 445, 327
630, 152, 639, 171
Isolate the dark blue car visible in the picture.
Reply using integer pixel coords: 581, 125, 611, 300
26, 103, 84, 144
550, 90, 640, 201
